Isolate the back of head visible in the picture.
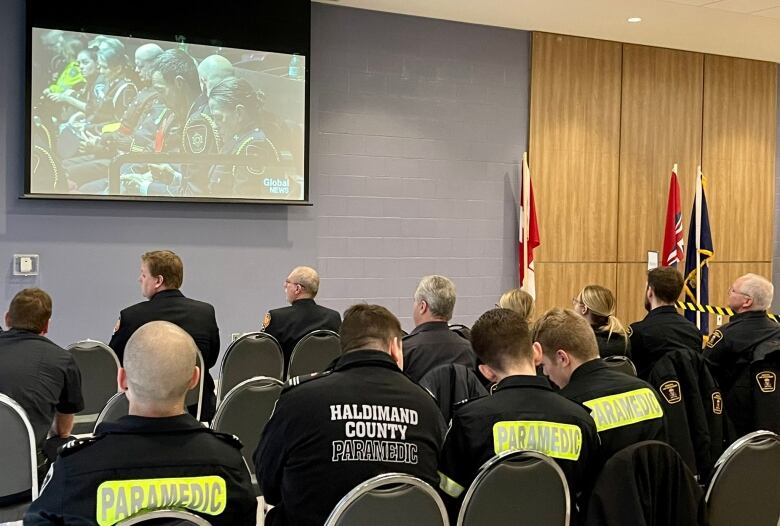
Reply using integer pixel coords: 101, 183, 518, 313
134, 43, 163, 62
289, 266, 320, 298
647, 267, 684, 304
340, 304, 402, 353
578, 284, 627, 336
414, 275, 456, 321
739, 273, 774, 311
498, 288, 534, 321
533, 307, 599, 362
198, 54, 235, 92
123, 321, 197, 408
152, 48, 199, 92
142, 250, 183, 289
7, 288, 52, 333
471, 308, 532, 372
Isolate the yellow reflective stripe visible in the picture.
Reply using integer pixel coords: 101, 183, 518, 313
492, 421, 582, 461
583, 388, 664, 432
438, 471, 465, 498
101, 122, 122, 134
96, 476, 226, 526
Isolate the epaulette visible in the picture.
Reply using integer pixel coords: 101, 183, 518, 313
282, 370, 333, 394
59, 434, 105, 457
211, 431, 244, 449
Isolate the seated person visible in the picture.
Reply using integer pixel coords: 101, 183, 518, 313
255, 304, 446, 526
533, 307, 666, 461
437, 308, 599, 518
572, 284, 631, 358
403, 275, 476, 382
0, 288, 83, 483
261, 266, 341, 375
25, 321, 256, 526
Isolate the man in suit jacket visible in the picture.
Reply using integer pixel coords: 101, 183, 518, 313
262, 266, 341, 376
109, 250, 220, 421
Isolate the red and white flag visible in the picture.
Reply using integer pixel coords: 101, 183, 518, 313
662, 164, 684, 267
519, 153, 540, 298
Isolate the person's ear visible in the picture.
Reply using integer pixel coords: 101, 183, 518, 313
532, 342, 543, 366
389, 337, 404, 370
478, 363, 498, 384
155, 274, 165, 289
174, 74, 185, 91
188, 366, 201, 391
40, 319, 50, 335
556, 349, 571, 367
118, 367, 128, 392
235, 104, 246, 122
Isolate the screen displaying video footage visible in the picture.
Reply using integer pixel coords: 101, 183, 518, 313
29, 28, 307, 202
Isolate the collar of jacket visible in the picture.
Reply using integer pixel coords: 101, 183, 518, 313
291, 298, 316, 307
493, 374, 552, 393
569, 358, 608, 383
647, 305, 679, 318
96, 413, 205, 435
332, 349, 401, 372
730, 310, 769, 321
407, 321, 449, 336
149, 289, 184, 301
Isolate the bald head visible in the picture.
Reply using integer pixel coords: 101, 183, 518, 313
123, 321, 198, 409
135, 44, 164, 83
290, 266, 320, 297
198, 55, 234, 95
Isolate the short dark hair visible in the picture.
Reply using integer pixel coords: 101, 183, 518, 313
647, 267, 684, 303
152, 48, 199, 92
340, 304, 402, 353
8, 288, 52, 333
532, 308, 599, 361
471, 308, 532, 371
142, 250, 183, 289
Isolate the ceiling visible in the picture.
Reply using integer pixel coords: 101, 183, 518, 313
314, 0, 780, 63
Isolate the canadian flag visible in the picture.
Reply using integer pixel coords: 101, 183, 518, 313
662, 164, 684, 267
519, 153, 540, 298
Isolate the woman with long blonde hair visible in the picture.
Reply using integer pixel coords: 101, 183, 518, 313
498, 288, 534, 322
572, 284, 631, 358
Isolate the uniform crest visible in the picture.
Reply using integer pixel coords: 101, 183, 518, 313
711, 392, 723, 414
756, 371, 777, 393
113, 318, 121, 334
660, 381, 682, 404
262, 312, 271, 329
706, 329, 723, 348
185, 124, 208, 154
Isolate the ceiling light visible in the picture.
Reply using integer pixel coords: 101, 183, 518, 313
627, 17, 642, 23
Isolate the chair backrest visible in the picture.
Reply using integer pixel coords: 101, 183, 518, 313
184, 349, 205, 420
602, 355, 637, 376
457, 450, 569, 526
287, 329, 341, 380
705, 430, 780, 526
211, 376, 283, 476
94, 391, 129, 431
116, 509, 213, 525
448, 324, 472, 341
67, 339, 121, 434
0, 393, 38, 500
218, 332, 284, 403
324, 473, 449, 526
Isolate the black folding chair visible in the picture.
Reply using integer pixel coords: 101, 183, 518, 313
217, 332, 284, 404
603, 355, 637, 376
67, 339, 121, 434
94, 391, 129, 430
287, 330, 341, 379
0, 393, 38, 522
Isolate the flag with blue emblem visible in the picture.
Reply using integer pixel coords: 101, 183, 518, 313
683, 167, 713, 334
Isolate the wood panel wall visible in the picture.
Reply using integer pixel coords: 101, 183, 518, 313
530, 33, 776, 329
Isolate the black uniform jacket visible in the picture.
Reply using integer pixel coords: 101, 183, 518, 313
109, 289, 220, 419
629, 306, 703, 378
402, 321, 476, 383
593, 327, 631, 359
262, 298, 341, 374
24, 414, 257, 526
0, 329, 84, 452
254, 350, 446, 526
704, 310, 780, 436
560, 359, 666, 462
438, 375, 600, 508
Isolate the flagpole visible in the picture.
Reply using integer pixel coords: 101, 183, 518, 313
695, 166, 703, 330
522, 152, 530, 289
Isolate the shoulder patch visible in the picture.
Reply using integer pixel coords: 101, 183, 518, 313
659, 380, 683, 404
262, 312, 271, 330
756, 371, 777, 393
282, 370, 332, 393
711, 392, 723, 414
113, 317, 121, 334
706, 329, 723, 348
59, 435, 104, 457
212, 431, 244, 449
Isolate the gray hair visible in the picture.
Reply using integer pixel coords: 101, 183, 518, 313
414, 275, 456, 320
739, 273, 774, 311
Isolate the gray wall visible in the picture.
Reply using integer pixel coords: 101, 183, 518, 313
0, 2, 530, 362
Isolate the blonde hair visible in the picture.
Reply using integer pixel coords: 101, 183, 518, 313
532, 308, 599, 362
576, 284, 628, 342
498, 288, 534, 322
